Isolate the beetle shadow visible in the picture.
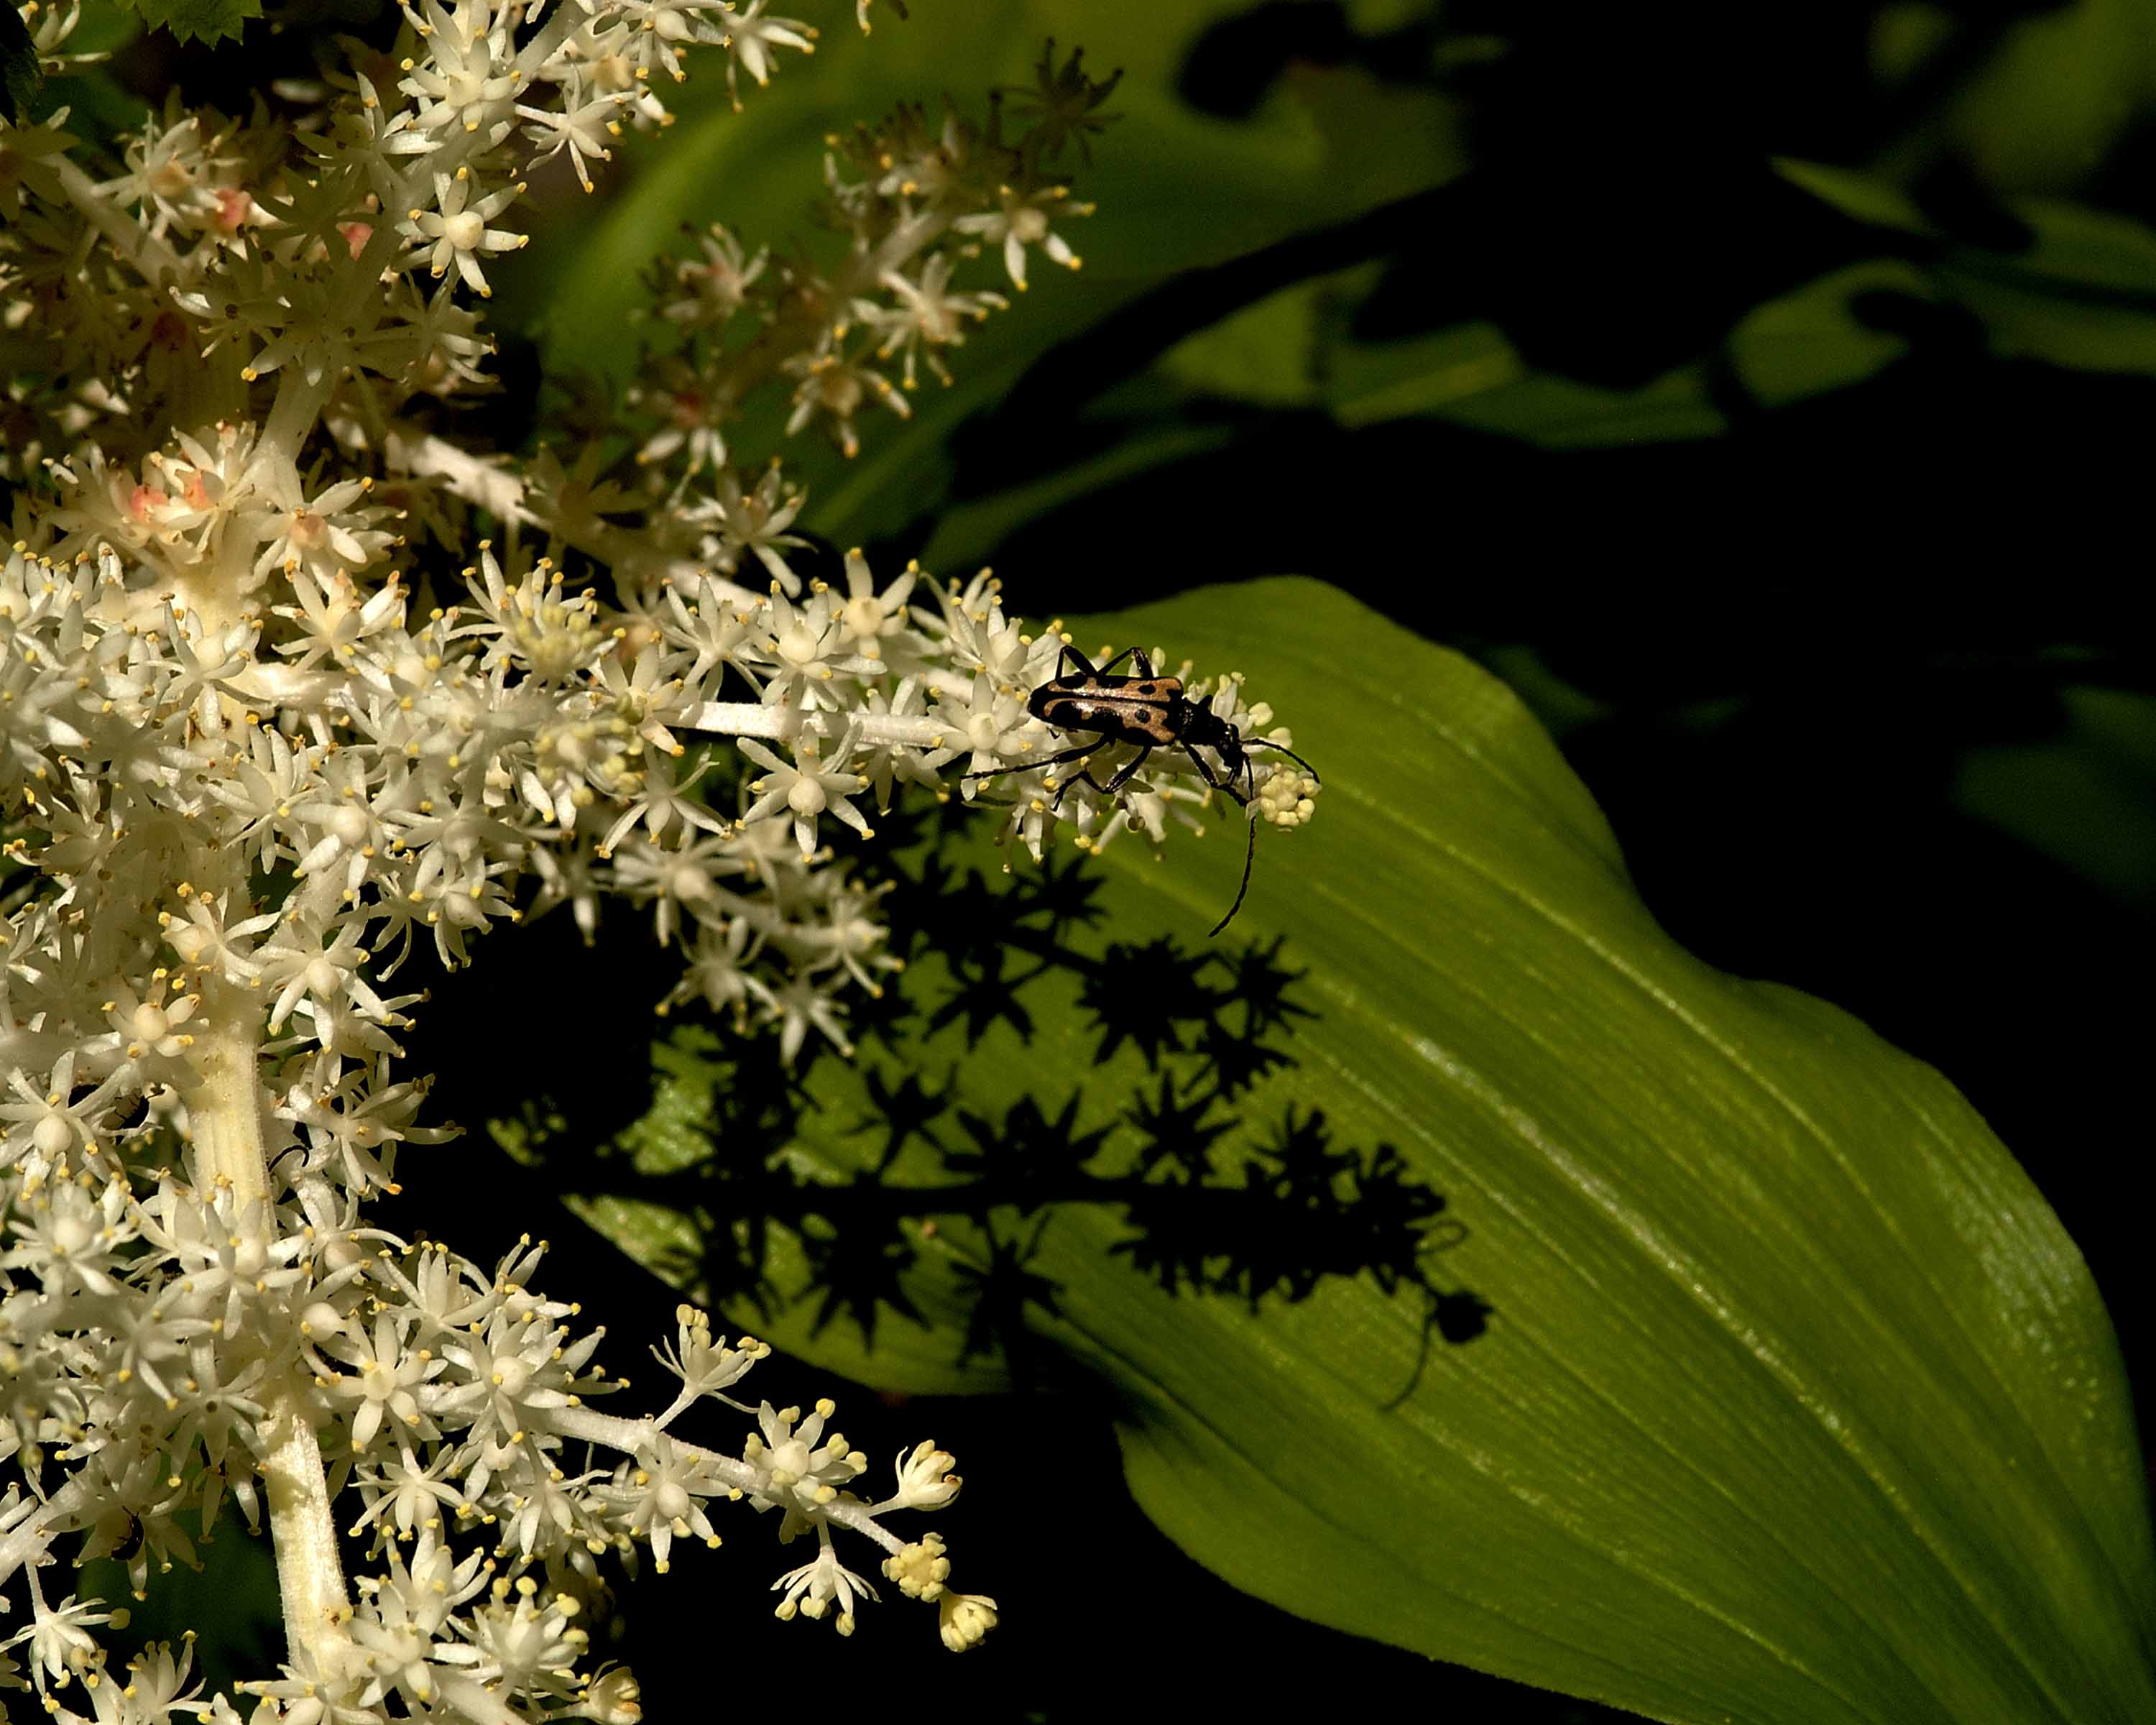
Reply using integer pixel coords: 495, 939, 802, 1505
401, 794, 1491, 1400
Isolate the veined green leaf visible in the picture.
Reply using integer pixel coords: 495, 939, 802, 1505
568, 579, 2154, 1723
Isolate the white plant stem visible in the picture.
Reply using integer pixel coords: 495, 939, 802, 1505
683, 701, 961, 750
545, 1402, 903, 1557
180, 966, 355, 1677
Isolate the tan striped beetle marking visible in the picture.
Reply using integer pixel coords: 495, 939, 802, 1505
967, 645, 1320, 934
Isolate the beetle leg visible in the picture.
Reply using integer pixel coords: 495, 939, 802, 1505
1176, 740, 1248, 806
998, 740, 1154, 810
963, 740, 1097, 784
1098, 749, 1153, 799
1052, 747, 1147, 810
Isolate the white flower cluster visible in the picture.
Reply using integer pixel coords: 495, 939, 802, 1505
0, 0, 1316, 1716
625, 40, 1116, 469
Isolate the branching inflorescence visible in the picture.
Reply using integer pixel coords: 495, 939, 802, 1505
0, 1, 1317, 1716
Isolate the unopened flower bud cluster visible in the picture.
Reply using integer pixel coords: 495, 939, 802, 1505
1, 0, 1314, 1716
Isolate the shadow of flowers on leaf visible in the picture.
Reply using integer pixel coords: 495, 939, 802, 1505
408, 805, 1489, 1393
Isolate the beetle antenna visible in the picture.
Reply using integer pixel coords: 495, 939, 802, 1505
1249, 739, 1321, 783
1210, 806, 1258, 937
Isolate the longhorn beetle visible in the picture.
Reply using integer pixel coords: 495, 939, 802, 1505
966, 644, 1320, 935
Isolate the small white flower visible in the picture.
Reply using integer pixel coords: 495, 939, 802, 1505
437, 1578, 586, 1688
257, 914, 395, 1035
937, 1588, 1000, 1652
771, 1545, 879, 1634
832, 546, 916, 656
602, 1431, 727, 1573
1258, 763, 1321, 827
955, 185, 1089, 290
737, 732, 873, 857
661, 222, 768, 326
882, 1441, 962, 1512
0, 1054, 122, 1169
741, 1397, 868, 1518
721, 1, 816, 93
405, 171, 529, 298
0, 1591, 126, 1687
855, 254, 1006, 387
517, 87, 627, 195
319, 1312, 441, 1450
781, 351, 910, 458
349, 1445, 469, 1545
650, 1305, 770, 1410
252, 477, 399, 584
395, 0, 525, 147
882, 1531, 952, 1600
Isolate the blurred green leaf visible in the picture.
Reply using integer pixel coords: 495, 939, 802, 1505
1949, 0, 2156, 193
1868, 3, 1959, 87
1342, 0, 1432, 32
1774, 157, 2156, 375
1325, 317, 1521, 423
1726, 259, 1920, 405
568, 578, 2154, 1723
31, 2, 152, 142
1773, 156, 1934, 233
1954, 685, 2156, 916
1940, 200, 2156, 373
1400, 352, 1727, 443
1157, 275, 1330, 405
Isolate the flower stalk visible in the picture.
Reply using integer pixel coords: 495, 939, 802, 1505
178, 962, 357, 1677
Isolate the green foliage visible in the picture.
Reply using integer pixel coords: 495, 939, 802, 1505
581, 4, 2156, 583
1946, 0, 2156, 189
527, 579, 2154, 1725
1954, 686, 2156, 916
113, 0, 259, 45
507, 0, 1462, 543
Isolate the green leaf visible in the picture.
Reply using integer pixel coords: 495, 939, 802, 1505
1954, 686, 2156, 916
114, 0, 259, 47
1, 1, 41, 125
1156, 274, 1331, 405
1948, 0, 2156, 193
510, 1, 1462, 535
1772, 157, 2156, 380
1726, 259, 1921, 406
1938, 199, 2156, 375
565, 578, 2154, 1722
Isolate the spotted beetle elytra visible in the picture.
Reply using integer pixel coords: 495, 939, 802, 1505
965, 643, 1319, 935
